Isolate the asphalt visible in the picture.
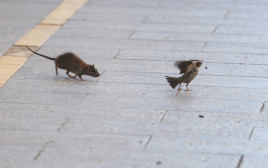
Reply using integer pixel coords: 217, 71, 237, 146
0, 0, 268, 167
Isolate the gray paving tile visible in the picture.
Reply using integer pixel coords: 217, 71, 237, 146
0, 103, 80, 119
80, 93, 262, 112
53, 29, 134, 39
97, 70, 268, 89
0, 117, 65, 132
147, 135, 268, 155
64, 20, 216, 33
0, 130, 57, 145
44, 37, 204, 51
131, 31, 268, 44
0, 145, 41, 168
250, 127, 268, 141
35, 149, 240, 168
21, 56, 268, 77
0, 92, 86, 105
118, 49, 268, 64
2, 78, 268, 101
204, 42, 268, 54
216, 25, 268, 35
88, 0, 161, 8
145, 15, 222, 25
241, 156, 268, 168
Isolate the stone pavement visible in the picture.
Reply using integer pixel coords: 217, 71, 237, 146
0, 0, 268, 167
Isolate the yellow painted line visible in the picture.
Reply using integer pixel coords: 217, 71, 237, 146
0, 0, 89, 88
15, 24, 61, 47
0, 77, 9, 85
0, 56, 28, 65
41, 0, 88, 25
4, 45, 38, 57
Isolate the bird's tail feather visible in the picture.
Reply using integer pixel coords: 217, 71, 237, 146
165, 76, 183, 89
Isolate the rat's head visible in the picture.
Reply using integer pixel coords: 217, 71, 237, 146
85, 64, 100, 77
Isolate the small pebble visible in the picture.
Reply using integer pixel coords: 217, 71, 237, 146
156, 161, 162, 165
199, 115, 204, 118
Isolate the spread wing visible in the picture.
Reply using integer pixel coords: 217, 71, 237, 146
175, 60, 196, 74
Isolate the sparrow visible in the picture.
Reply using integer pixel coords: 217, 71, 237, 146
165, 60, 203, 92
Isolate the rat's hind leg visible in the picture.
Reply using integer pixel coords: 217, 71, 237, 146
66, 71, 75, 78
74, 74, 85, 81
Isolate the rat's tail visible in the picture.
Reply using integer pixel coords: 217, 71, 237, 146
26, 46, 55, 60
165, 76, 183, 89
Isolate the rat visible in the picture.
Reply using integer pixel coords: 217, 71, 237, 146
26, 46, 100, 80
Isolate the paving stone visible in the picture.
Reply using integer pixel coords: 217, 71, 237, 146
21, 55, 268, 78
53, 29, 134, 39
241, 156, 268, 168
78, 5, 226, 18
131, 31, 268, 44
0, 145, 41, 168
145, 15, 222, 25
44, 37, 205, 51
204, 42, 268, 54
97, 70, 268, 89
29, 46, 119, 59
250, 127, 268, 141
0, 103, 80, 119
118, 49, 268, 64
216, 25, 268, 35
80, 93, 262, 112
89, 0, 161, 8
0, 130, 57, 145
147, 135, 268, 155
35, 148, 240, 168
63, 20, 216, 33
0, 117, 65, 132
0, 92, 86, 105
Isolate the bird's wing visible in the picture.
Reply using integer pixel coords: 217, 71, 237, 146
175, 60, 196, 74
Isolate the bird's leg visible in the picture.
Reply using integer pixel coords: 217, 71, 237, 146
185, 84, 192, 91
177, 83, 182, 91
176, 84, 182, 96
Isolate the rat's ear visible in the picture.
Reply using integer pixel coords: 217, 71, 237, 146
87, 65, 90, 69
92, 64, 95, 68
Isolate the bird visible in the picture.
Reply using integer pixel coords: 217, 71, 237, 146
165, 60, 203, 92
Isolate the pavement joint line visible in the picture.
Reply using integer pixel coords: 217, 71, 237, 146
33, 140, 55, 161
113, 49, 121, 59
96, 70, 106, 82
143, 135, 153, 151
57, 118, 69, 132
142, 16, 149, 23
0, 0, 88, 89
260, 102, 265, 114
224, 11, 229, 19
160, 110, 168, 122
235, 155, 244, 168
212, 24, 220, 34
128, 31, 136, 40
201, 42, 207, 51
248, 127, 255, 140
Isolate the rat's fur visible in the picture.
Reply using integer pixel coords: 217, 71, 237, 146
26, 46, 100, 80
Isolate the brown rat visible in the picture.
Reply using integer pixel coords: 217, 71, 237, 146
26, 46, 100, 80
